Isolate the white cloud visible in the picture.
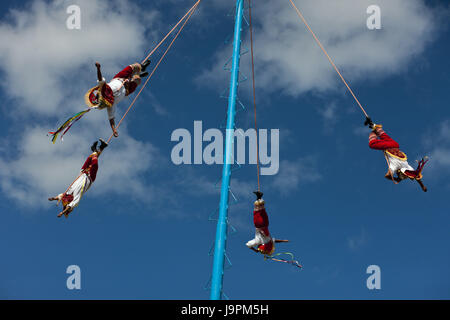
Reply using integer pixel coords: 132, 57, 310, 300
0, 124, 160, 208
173, 166, 256, 201
271, 156, 322, 194
347, 227, 368, 251
423, 120, 450, 180
317, 102, 339, 133
353, 126, 370, 138
145, 92, 170, 117
198, 0, 438, 98
0, 0, 160, 116
91, 131, 162, 200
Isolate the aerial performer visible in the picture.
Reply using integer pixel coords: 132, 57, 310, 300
365, 117, 428, 192
88, 60, 151, 137
48, 59, 151, 143
246, 191, 289, 256
48, 139, 108, 218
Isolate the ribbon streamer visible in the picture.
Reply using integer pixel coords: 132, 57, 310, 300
265, 252, 303, 269
48, 109, 90, 144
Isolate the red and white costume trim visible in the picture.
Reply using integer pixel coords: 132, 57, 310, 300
58, 153, 99, 209
101, 64, 141, 120
246, 207, 275, 255
86, 64, 142, 119
369, 126, 414, 178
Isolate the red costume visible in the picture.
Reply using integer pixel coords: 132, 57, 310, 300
368, 125, 427, 180
369, 126, 406, 159
85, 64, 141, 110
59, 153, 98, 209
99, 65, 140, 105
247, 206, 275, 255
81, 153, 99, 182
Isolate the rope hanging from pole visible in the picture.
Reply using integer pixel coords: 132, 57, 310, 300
140, 0, 202, 65
287, 0, 369, 118
248, 2, 303, 272
48, 0, 201, 145
106, 0, 201, 144
248, 0, 261, 192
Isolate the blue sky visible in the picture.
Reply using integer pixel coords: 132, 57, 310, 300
0, 0, 449, 299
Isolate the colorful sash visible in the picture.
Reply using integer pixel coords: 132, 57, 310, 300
48, 109, 90, 144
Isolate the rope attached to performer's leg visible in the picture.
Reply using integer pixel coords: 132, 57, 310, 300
140, 0, 201, 65
106, 0, 201, 144
56, 0, 201, 195
49, 0, 202, 145
248, 0, 261, 193
287, 0, 369, 118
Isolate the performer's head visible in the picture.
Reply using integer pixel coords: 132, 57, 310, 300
254, 199, 265, 211
258, 240, 275, 256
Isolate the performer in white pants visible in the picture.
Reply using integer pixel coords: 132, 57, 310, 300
246, 191, 289, 256
49, 139, 108, 218
367, 122, 428, 192
86, 61, 150, 138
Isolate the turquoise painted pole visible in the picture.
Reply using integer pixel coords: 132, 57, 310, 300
210, 0, 244, 300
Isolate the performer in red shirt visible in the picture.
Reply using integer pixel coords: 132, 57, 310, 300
48, 139, 108, 218
85, 60, 151, 137
246, 191, 289, 256
365, 118, 428, 192
49, 60, 151, 144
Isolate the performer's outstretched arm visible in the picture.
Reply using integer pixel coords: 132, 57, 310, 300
109, 118, 118, 137
275, 239, 289, 243
95, 62, 103, 81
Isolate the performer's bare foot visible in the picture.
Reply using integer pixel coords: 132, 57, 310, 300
57, 212, 64, 218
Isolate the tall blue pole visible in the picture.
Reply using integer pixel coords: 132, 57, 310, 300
210, 0, 244, 300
